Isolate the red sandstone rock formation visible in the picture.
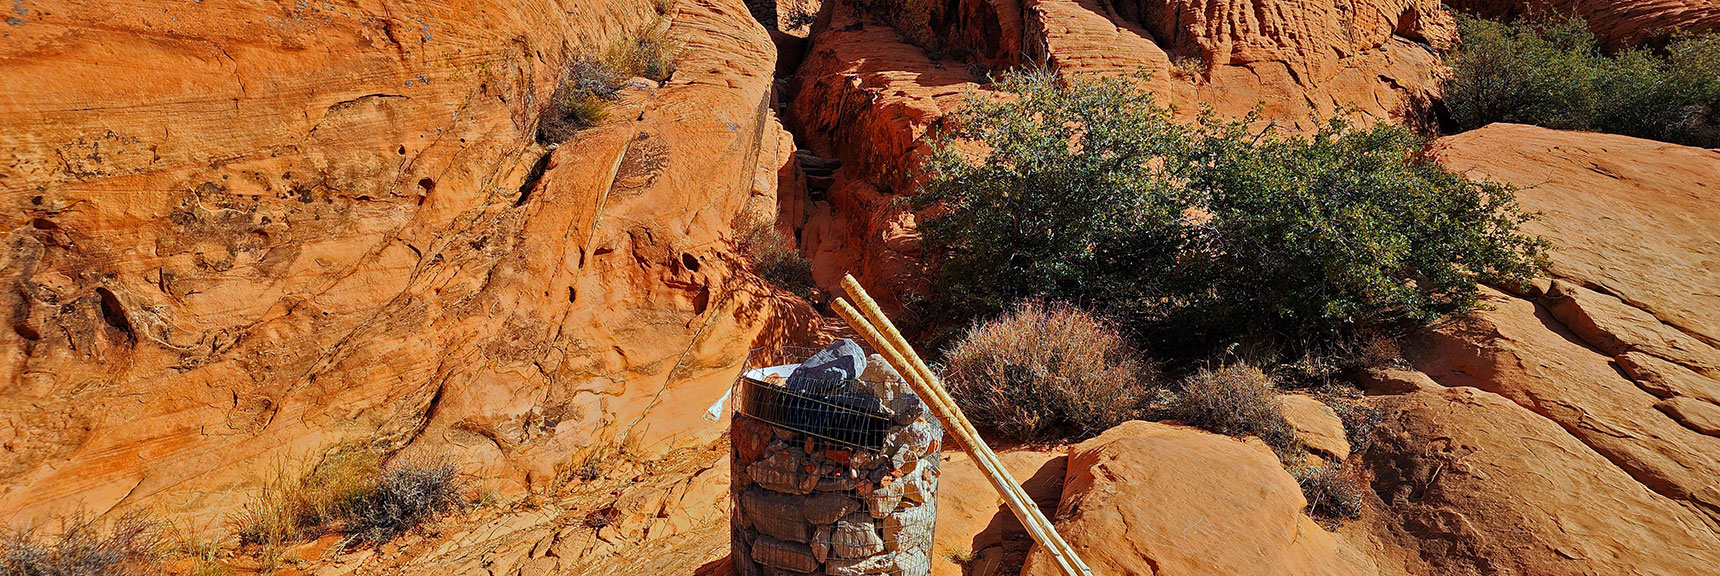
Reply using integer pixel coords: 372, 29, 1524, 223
0, 0, 807, 526
1444, 0, 1720, 47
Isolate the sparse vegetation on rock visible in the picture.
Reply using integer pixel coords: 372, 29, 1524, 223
1, 511, 162, 576
236, 447, 469, 562
538, 26, 680, 144
1444, 14, 1720, 147
1171, 364, 1300, 456
944, 301, 1155, 442
1290, 464, 1366, 523
736, 214, 817, 297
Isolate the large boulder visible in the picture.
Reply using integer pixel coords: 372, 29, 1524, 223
1426, 124, 1720, 522
1023, 421, 1376, 576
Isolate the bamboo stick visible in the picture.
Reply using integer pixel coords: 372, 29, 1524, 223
831, 300, 1067, 565
836, 277, 1076, 544
833, 277, 1095, 576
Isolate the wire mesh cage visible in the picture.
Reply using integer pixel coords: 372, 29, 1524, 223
731, 345, 943, 576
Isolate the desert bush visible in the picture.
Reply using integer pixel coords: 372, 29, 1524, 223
236, 448, 468, 554
1443, 15, 1720, 147
1290, 464, 1366, 524
605, 26, 678, 82
538, 56, 624, 144
1325, 397, 1385, 453
1, 511, 162, 576
235, 448, 382, 550
944, 301, 1155, 442
537, 26, 678, 144
735, 214, 816, 297
344, 462, 470, 546
1171, 365, 1298, 455
917, 70, 1547, 358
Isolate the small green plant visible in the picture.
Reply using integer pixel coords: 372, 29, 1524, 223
1443, 14, 1720, 147
1290, 464, 1366, 525
1172, 364, 1298, 455
1, 511, 162, 576
945, 300, 1156, 442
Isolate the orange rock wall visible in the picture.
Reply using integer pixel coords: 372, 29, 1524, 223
1444, 0, 1720, 47
0, 0, 797, 525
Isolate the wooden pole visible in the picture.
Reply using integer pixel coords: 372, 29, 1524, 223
833, 275, 1095, 576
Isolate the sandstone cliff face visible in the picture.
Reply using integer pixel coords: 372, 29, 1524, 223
1444, 0, 1720, 47
0, 0, 800, 525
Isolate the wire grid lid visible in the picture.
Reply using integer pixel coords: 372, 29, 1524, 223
733, 347, 894, 453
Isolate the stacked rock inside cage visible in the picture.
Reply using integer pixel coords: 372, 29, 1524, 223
731, 340, 944, 576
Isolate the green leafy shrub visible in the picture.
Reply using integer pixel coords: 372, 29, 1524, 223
1171, 365, 1297, 455
1443, 15, 1720, 147
944, 300, 1156, 442
1290, 464, 1366, 524
2, 511, 162, 576
917, 70, 1546, 357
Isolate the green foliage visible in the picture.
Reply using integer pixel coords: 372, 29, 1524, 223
2, 511, 162, 576
944, 301, 1156, 442
917, 71, 1546, 355
1171, 365, 1298, 455
1443, 15, 1720, 147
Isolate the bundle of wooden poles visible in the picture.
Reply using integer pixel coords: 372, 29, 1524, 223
832, 274, 1094, 576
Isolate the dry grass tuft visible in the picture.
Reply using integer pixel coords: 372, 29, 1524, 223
734, 212, 815, 297
1, 511, 162, 576
1172, 364, 1298, 455
234, 447, 468, 563
945, 301, 1155, 442
1291, 464, 1366, 525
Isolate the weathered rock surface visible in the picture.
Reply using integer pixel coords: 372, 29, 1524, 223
1368, 386, 1720, 575
1433, 124, 1720, 358
1030, 0, 1451, 127
1279, 394, 1352, 460
0, 0, 803, 525
929, 449, 1065, 576
1023, 421, 1376, 576
1419, 125, 1720, 523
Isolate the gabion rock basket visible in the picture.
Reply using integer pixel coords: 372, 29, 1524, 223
731, 346, 943, 576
